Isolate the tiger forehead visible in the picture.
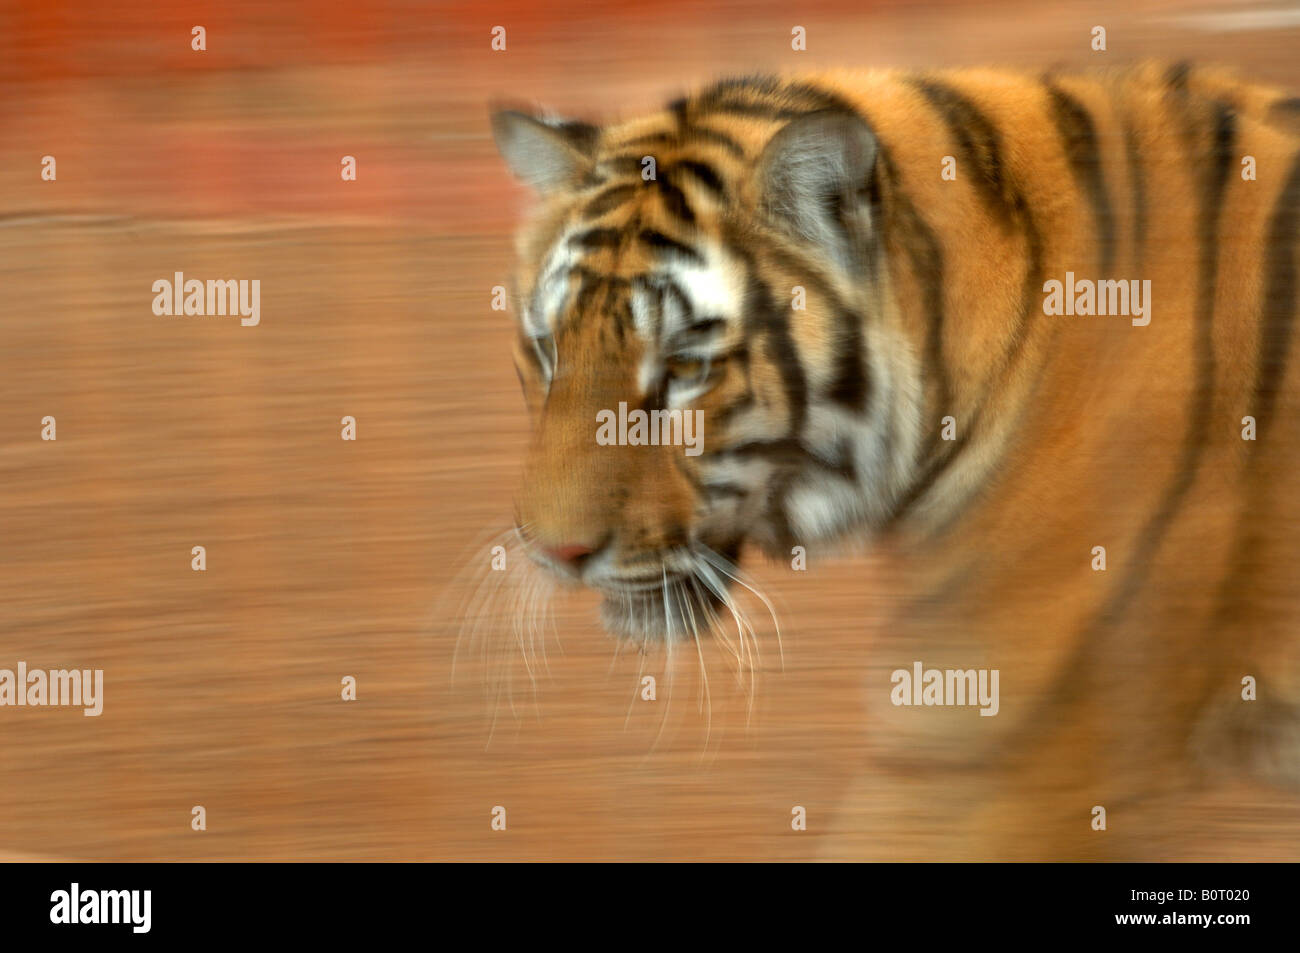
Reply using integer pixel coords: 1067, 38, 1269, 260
525, 228, 745, 340
586, 121, 741, 202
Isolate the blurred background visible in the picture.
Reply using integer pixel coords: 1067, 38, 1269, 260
1, 0, 1297, 860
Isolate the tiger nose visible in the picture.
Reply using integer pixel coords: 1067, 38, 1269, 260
542, 543, 595, 569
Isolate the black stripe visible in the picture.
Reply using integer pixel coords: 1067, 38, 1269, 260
781, 81, 858, 112
714, 437, 803, 462
1206, 103, 1238, 244
905, 77, 1045, 477
714, 437, 855, 483
756, 231, 848, 306
682, 126, 747, 158
695, 75, 787, 101
620, 130, 745, 160
598, 155, 652, 177
1253, 153, 1300, 438
569, 265, 630, 288
889, 428, 973, 528
1085, 100, 1235, 631
1269, 96, 1300, 132
585, 165, 694, 225
721, 224, 848, 424
879, 152, 949, 452
827, 309, 870, 411
653, 173, 696, 225
712, 343, 755, 428
572, 271, 604, 323
639, 229, 704, 264
702, 99, 809, 120
985, 188, 1048, 411
630, 275, 666, 342
766, 472, 799, 551
658, 279, 695, 340
676, 457, 746, 505
595, 288, 626, 339
686, 317, 726, 334
553, 119, 600, 152
692, 77, 854, 123
1202, 151, 1300, 688
582, 184, 639, 220
1165, 61, 1192, 95
903, 78, 1046, 479
670, 317, 727, 352
692, 76, 791, 116
619, 131, 676, 151
1045, 82, 1117, 273
909, 78, 1012, 219
1121, 114, 1148, 268
570, 227, 625, 251
1018, 96, 1244, 745
882, 124, 1019, 528
603, 299, 629, 344
674, 159, 727, 199
740, 264, 809, 438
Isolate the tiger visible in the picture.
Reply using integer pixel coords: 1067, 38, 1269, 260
487, 62, 1300, 859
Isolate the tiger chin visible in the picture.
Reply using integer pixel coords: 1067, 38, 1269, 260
488, 64, 1300, 855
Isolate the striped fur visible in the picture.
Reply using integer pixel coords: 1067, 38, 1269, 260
492, 64, 1300, 857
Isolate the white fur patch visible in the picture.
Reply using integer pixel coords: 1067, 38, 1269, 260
670, 245, 744, 329
529, 237, 581, 337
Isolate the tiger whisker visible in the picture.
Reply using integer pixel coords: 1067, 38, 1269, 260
648, 566, 678, 753
690, 573, 743, 668
450, 527, 518, 684
696, 543, 785, 673
691, 556, 759, 713
679, 573, 714, 751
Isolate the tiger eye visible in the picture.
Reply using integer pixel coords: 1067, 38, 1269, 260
666, 356, 710, 383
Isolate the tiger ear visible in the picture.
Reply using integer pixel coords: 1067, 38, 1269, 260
491, 109, 599, 193
756, 109, 879, 274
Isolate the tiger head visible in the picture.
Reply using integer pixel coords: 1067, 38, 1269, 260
491, 99, 924, 641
